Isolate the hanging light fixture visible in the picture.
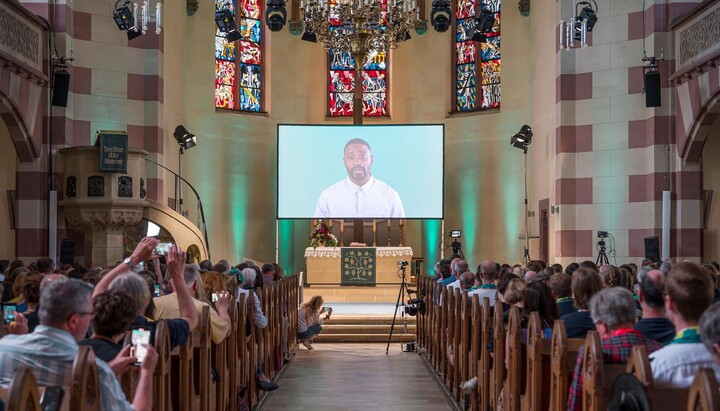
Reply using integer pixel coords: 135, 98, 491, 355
112, 0, 162, 39
559, 0, 598, 50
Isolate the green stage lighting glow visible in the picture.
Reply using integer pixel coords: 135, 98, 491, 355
423, 220, 441, 276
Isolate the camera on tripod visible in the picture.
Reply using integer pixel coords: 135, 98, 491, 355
397, 260, 409, 267
405, 297, 425, 316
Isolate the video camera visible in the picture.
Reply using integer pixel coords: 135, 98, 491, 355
405, 297, 426, 316
397, 260, 409, 267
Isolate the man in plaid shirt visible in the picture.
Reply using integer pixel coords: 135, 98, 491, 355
567, 287, 661, 411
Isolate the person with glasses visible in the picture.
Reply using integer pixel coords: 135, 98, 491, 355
0, 277, 158, 411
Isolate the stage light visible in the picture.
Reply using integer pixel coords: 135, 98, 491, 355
430, 0, 451, 32
174, 125, 196, 151
113, 1, 134, 31
510, 124, 533, 152
301, 30, 318, 43
265, 0, 287, 32
472, 9, 495, 42
578, 4, 597, 32
127, 27, 142, 40
215, 9, 242, 42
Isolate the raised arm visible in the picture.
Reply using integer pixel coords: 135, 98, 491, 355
166, 246, 198, 330
94, 237, 159, 298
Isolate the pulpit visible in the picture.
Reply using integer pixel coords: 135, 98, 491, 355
304, 246, 413, 286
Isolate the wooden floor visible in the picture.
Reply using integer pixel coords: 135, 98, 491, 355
262, 343, 453, 411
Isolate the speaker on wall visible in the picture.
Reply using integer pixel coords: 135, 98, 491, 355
60, 239, 74, 265
644, 70, 661, 108
644, 236, 660, 263
51, 70, 70, 107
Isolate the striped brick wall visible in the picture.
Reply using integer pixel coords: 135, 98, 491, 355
553, 0, 702, 265
13, 0, 165, 262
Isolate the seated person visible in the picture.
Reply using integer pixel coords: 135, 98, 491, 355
634, 269, 675, 345
298, 295, 331, 350
567, 288, 661, 411
650, 262, 720, 387
502, 278, 526, 323
154, 266, 231, 344
20, 273, 43, 332
238, 267, 277, 391
700, 301, 720, 365
79, 289, 138, 363
0, 277, 158, 411
548, 273, 576, 316
94, 238, 198, 350
561, 267, 602, 338
467, 260, 498, 307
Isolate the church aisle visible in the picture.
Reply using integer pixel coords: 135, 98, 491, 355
262, 343, 453, 410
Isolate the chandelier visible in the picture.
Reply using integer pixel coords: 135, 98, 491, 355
299, 0, 420, 64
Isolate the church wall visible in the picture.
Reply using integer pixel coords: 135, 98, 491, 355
550, 0, 702, 266
702, 121, 720, 261
181, 0, 533, 271
0, 119, 17, 259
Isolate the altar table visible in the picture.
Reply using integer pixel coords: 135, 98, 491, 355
304, 247, 413, 285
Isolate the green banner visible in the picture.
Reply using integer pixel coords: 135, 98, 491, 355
97, 133, 128, 173
341, 248, 376, 286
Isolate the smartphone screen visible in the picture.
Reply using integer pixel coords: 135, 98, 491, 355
40, 386, 64, 411
152, 242, 173, 256
131, 328, 151, 365
211, 293, 218, 303
154, 283, 161, 297
2, 303, 16, 324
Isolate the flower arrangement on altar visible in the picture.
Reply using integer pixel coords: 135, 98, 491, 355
308, 220, 338, 248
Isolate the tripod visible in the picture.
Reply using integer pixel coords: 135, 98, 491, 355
596, 239, 609, 266
522, 149, 531, 263
386, 265, 413, 355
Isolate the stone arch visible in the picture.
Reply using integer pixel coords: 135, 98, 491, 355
0, 88, 39, 163
677, 72, 720, 163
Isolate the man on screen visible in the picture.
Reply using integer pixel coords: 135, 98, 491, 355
314, 138, 405, 218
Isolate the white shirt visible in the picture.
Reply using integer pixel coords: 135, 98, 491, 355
314, 176, 405, 218
467, 288, 497, 307
649, 342, 720, 388
236, 288, 268, 328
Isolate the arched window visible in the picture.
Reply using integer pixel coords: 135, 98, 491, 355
215, 0, 263, 112
454, 0, 500, 112
328, 0, 389, 117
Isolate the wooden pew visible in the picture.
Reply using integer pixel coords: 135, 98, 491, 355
2, 367, 41, 411
451, 288, 463, 401
503, 306, 523, 411
226, 300, 240, 411
549, 320, 584, 411
479, 296, 492, 411
580, 331, 629, 411
687, 368, 720, 411
173, 333, 197, 411
626, 345, 689, 410
521, 312, 552, 411
467, 294, 480, 411
194, 306, 213, 411
70, 346, 100, 411
153, 320, 172, 411
490, 299, 505, 411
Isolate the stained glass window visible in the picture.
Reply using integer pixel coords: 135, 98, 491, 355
454, 0, 500, 112
328, 0, 389, 117
215, 0, 263, 112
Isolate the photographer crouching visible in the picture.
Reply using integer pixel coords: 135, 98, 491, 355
298, 295, 332, 350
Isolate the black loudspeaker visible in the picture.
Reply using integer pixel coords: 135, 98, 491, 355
644, 71, 661, 108
51, 70, 70, 107
60, 239, 74, 265
644, 236, 660, 263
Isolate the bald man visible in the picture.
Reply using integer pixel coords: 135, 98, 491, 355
468, 260, 498, 307
634, 269, 675, 345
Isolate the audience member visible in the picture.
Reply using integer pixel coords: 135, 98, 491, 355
567, 287, 661, 411
20, 273, 42, 331
564, 262, 579, 276
548, 273, 576, 316
0, 278, 158, 411
298, 295, 332, 349
468, 260, 498, 307
502, 278, 526, 322
561, 267, 602, 338
551, 263, 563, 274
700, 301, 720, 365
36, 257, 55, 275
155, 266, 231, 344
649, 262, 720, 387
634, 269, 675, 345
79, 289, 138, 363
459, 271, 475, 291
261, 263, 276, 286
522, 281, 559, 336
98, 238, 198, 350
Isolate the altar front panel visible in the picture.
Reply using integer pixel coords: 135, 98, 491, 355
304, 247, 413, 285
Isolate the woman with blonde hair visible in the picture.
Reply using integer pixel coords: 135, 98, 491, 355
297, 295, 332, 350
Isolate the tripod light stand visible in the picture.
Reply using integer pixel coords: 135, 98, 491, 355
511, 125, 533, 263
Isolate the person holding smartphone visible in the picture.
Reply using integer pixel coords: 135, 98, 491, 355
297, 295, 332, 350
